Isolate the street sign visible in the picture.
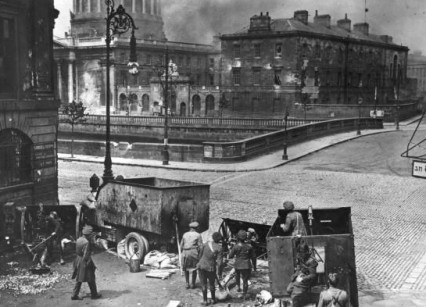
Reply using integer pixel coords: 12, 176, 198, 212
412, 160, 426, 178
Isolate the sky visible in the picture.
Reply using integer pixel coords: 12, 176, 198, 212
54, 0, 426, 54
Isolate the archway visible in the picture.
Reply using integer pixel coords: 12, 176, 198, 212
119, 93, 127, 111
142, 94, 150, 112
171, 92, 177, 115
0, 129, 33, 188
180, 102, 186, 116
192, 95, 201, 116
153, 101, 160, 115
129, 93, 138, 112
205, 95, 215, 116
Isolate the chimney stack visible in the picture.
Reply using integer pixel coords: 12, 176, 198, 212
379, 35, 393, 44
353, 23, 369, 36
314, 11, 331, 28
294, 10, 309, 25
249, 12, 272, 32
337, 13, 351, 32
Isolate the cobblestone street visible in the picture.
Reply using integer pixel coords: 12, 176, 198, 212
58, 129, 426, 305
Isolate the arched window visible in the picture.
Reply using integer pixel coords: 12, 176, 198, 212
129, 93, 138, 111
205, 95, 215, 116
142, 94, 150, 112
119, 93, 127, 111
0, 129, 33, 188
171, 92, 177, 114
180, 102, 186, 116
192, 95, 201, 116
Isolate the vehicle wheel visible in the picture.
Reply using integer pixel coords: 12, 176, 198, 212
124, 232, 147, 261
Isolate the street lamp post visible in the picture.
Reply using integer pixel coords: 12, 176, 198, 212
357, 97, 363, 135
103, 0, 137, 183
282, 108, 289, 160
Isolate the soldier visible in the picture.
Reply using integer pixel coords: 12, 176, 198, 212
247, 228, 258, 272
180, 221, 203, 289
280, 201, 307, 237
46, 211, 65, 265
317, 272, 349, 307
197, 232, 223, 305
228, 230, 255, 300
71, 225, 101, 300
286, 242, 318, 307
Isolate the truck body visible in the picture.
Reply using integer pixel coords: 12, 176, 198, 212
267, 207, 358, 307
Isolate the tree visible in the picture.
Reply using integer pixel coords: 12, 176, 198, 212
63, 100, 88, 157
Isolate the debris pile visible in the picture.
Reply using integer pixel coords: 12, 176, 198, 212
0, 262, 65, 296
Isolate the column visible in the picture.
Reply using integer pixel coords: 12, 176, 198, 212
142, 0, 146, 13
88, 0, 91, 12
57, 62, 63, 100
110, 65, 116, 109
73, 0, 76, 13
158, 0, 161, 15
151, 0, 154, 14
68, 61, 74, 103
97, 0, 101, 12
79, 0, 83, 13
132, 0, 136, 13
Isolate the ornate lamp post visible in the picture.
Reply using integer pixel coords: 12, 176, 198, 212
357, 96, 363, 135
161, 49, 178, 165
282, 108, 289, 160
103, 0, 137, 183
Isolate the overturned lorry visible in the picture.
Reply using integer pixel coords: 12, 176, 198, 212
86, 177, 210, 260
267, 207, 358, 307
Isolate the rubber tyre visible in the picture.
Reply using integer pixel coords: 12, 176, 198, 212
124, 232, 147, 261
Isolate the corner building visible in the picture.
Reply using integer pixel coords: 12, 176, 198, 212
220, 10, 410, 118
0, 0, 59, 237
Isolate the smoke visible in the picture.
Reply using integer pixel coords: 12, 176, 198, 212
162, 0, 426, 52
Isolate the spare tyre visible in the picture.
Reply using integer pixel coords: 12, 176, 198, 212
124, 232, 148, 261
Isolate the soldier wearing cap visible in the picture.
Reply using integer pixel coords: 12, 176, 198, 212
280, 201, 307, 237
228, 229, 255, 299
71, 225, 101, 300
180, 221, 203, 289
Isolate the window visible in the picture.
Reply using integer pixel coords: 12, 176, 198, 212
234, 44, 241, 58
209, 58, 214, 68
209, 74, 214, 86
253, 69, 261, 85
120, 71, 128, 86
233, 69, 241, 85
325, 71, 330, 86
315, 44, 321, 58
274, 69, 282, 85
146, 54, 152, 65
366, 74, 371, 87
337, 72, 342, 86
0, 16, 17, 97
187, 56, 191, 66
0, 129, 33, 188
314, 69, 319, 86
254, 44, 260, 57
196, 74, 201, 85
197, 57, 201, 68
348, 72, 352, 86
232, 97, 239, 111
275, 43, 282, 58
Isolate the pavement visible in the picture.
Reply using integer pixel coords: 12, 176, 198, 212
59, 116, 426, 306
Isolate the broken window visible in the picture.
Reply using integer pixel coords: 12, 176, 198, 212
0, 129, 33, 188
233, 69, 241, 85
0, 15, 17, 98
275, 43, 282, 58
254, 44, 261, 57
234, 44, 241, 58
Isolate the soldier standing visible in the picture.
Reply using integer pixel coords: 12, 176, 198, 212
180, 221, 203, 289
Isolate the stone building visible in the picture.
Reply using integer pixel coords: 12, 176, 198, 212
407, 51, 426, 98
0, 0, 59, 237
53, 0, 222, 117
219, 10, 411, 118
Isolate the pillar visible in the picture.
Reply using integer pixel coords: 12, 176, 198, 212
57, 61, 63, 101
68, 61, 74, 103
88, 0, 91, 12
98, 0, 101, 12
151, 0, 154, 14
132, 0, 135, 12
79, 0, 83, 13
158, 0, 161, 15
142, 0, 146, 13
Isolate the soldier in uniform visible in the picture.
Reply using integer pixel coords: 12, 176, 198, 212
46, 211, 65, 265
71, 225, 101, 300
287, 242, 318, 307
247, 228, 258, 272
180, 221, 203, 289
280, 201, 307, 237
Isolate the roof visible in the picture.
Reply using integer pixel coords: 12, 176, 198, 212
223, 17, 407, 50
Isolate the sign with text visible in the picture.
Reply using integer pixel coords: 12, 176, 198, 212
412, 160, 426, 178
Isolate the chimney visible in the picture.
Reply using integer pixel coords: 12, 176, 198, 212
249, 12, 271, 32
294, 10, 309, 25
337, 13, 351, 32
353, 22, 369, 36
313, 10, 331, 28
379, 35, 393, 44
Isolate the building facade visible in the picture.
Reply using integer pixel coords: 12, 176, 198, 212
0, 0, 59, 238
407, 51, 426, 98
54, 0, 222, 117
220, 10, 411, 118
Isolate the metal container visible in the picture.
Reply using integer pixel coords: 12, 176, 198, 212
267, 207, 358, 307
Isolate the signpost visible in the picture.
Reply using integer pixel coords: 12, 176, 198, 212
412, 160, 426, 178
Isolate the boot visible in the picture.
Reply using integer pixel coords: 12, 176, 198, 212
210, 287, 216, 305
191, 271, 197, 289
185, 271, 190, 289
201, 288, 208, 305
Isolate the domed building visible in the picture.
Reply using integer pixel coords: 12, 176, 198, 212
54, 0, 222, 117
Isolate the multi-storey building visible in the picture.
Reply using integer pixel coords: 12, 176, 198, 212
220, 10, 410, 117
54, 0, 222, 117
1, 0, 59, 237
407, 51, 426, 98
